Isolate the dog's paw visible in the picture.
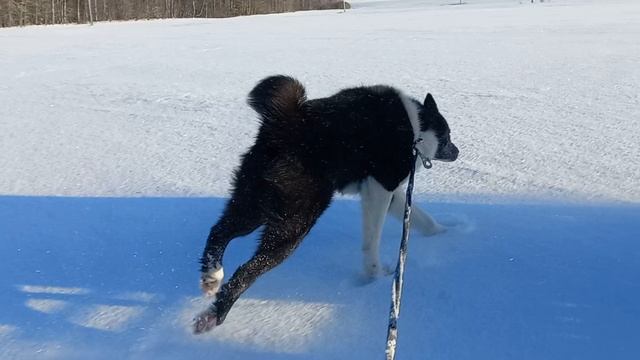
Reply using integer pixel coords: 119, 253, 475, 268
200, 265, 224, 297
193, 309, 219, 334
382, 263, 395, 276
364, 261, 384, 279
420, 222, 446, 237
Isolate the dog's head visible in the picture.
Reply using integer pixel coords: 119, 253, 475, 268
415, 93, 459, 163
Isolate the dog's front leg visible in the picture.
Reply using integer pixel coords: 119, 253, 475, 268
389, 188, 445, 236
360, 178, 393, 277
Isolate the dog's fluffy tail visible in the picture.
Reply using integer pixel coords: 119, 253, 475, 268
248, 75, 307, 125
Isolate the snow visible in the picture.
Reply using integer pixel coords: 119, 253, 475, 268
2, 198, 639, 359
1, 0, 639, 202
1, 0, 639, 359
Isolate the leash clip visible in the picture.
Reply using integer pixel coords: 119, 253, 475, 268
413, 138, 433, 169
420, 156, 433, 169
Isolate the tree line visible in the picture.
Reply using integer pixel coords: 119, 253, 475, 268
0, 0, 348, 27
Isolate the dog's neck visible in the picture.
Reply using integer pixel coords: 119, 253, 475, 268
398, 91, 421, 143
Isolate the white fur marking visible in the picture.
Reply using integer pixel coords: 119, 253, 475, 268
360, 177, 393, 277
201, 265, 224, 297
398, 91, 421, 142
397, 91, 440, 162
339, 182, 361, 195
389, 187, 445, 236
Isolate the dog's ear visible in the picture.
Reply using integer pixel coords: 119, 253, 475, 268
424, 93, 438, 113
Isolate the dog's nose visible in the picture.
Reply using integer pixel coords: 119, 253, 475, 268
450, 144, 459, 161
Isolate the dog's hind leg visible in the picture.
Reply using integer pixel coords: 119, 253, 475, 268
200, 200, 264, 297
194, 187, 332, 333
196, 222, 312, 331
388, 187, 444, 236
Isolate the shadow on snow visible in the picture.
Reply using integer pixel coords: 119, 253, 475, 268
0, 196, 638, 359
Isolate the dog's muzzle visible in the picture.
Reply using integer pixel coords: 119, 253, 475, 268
435, 142, 459, 162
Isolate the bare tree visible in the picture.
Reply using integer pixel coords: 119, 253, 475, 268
1, 0, 350, 27
87, 0, 93, 24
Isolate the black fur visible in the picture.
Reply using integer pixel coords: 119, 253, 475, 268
194, 75, 456, 333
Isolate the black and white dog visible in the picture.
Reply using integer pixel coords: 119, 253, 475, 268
194, 75, 458, 333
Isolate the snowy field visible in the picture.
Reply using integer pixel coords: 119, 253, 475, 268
1, 0, 639, 359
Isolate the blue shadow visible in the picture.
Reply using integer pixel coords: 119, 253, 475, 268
0, 196, 638, 359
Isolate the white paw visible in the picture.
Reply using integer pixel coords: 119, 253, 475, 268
364, 260, 383, 278
382, 263, 395, 276
200, 265, 224, 297
420, 222, 446, 237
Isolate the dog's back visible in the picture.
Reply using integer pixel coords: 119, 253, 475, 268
247, 76, 415, 191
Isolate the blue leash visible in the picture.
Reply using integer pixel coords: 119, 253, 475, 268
385, 139, 430, 360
